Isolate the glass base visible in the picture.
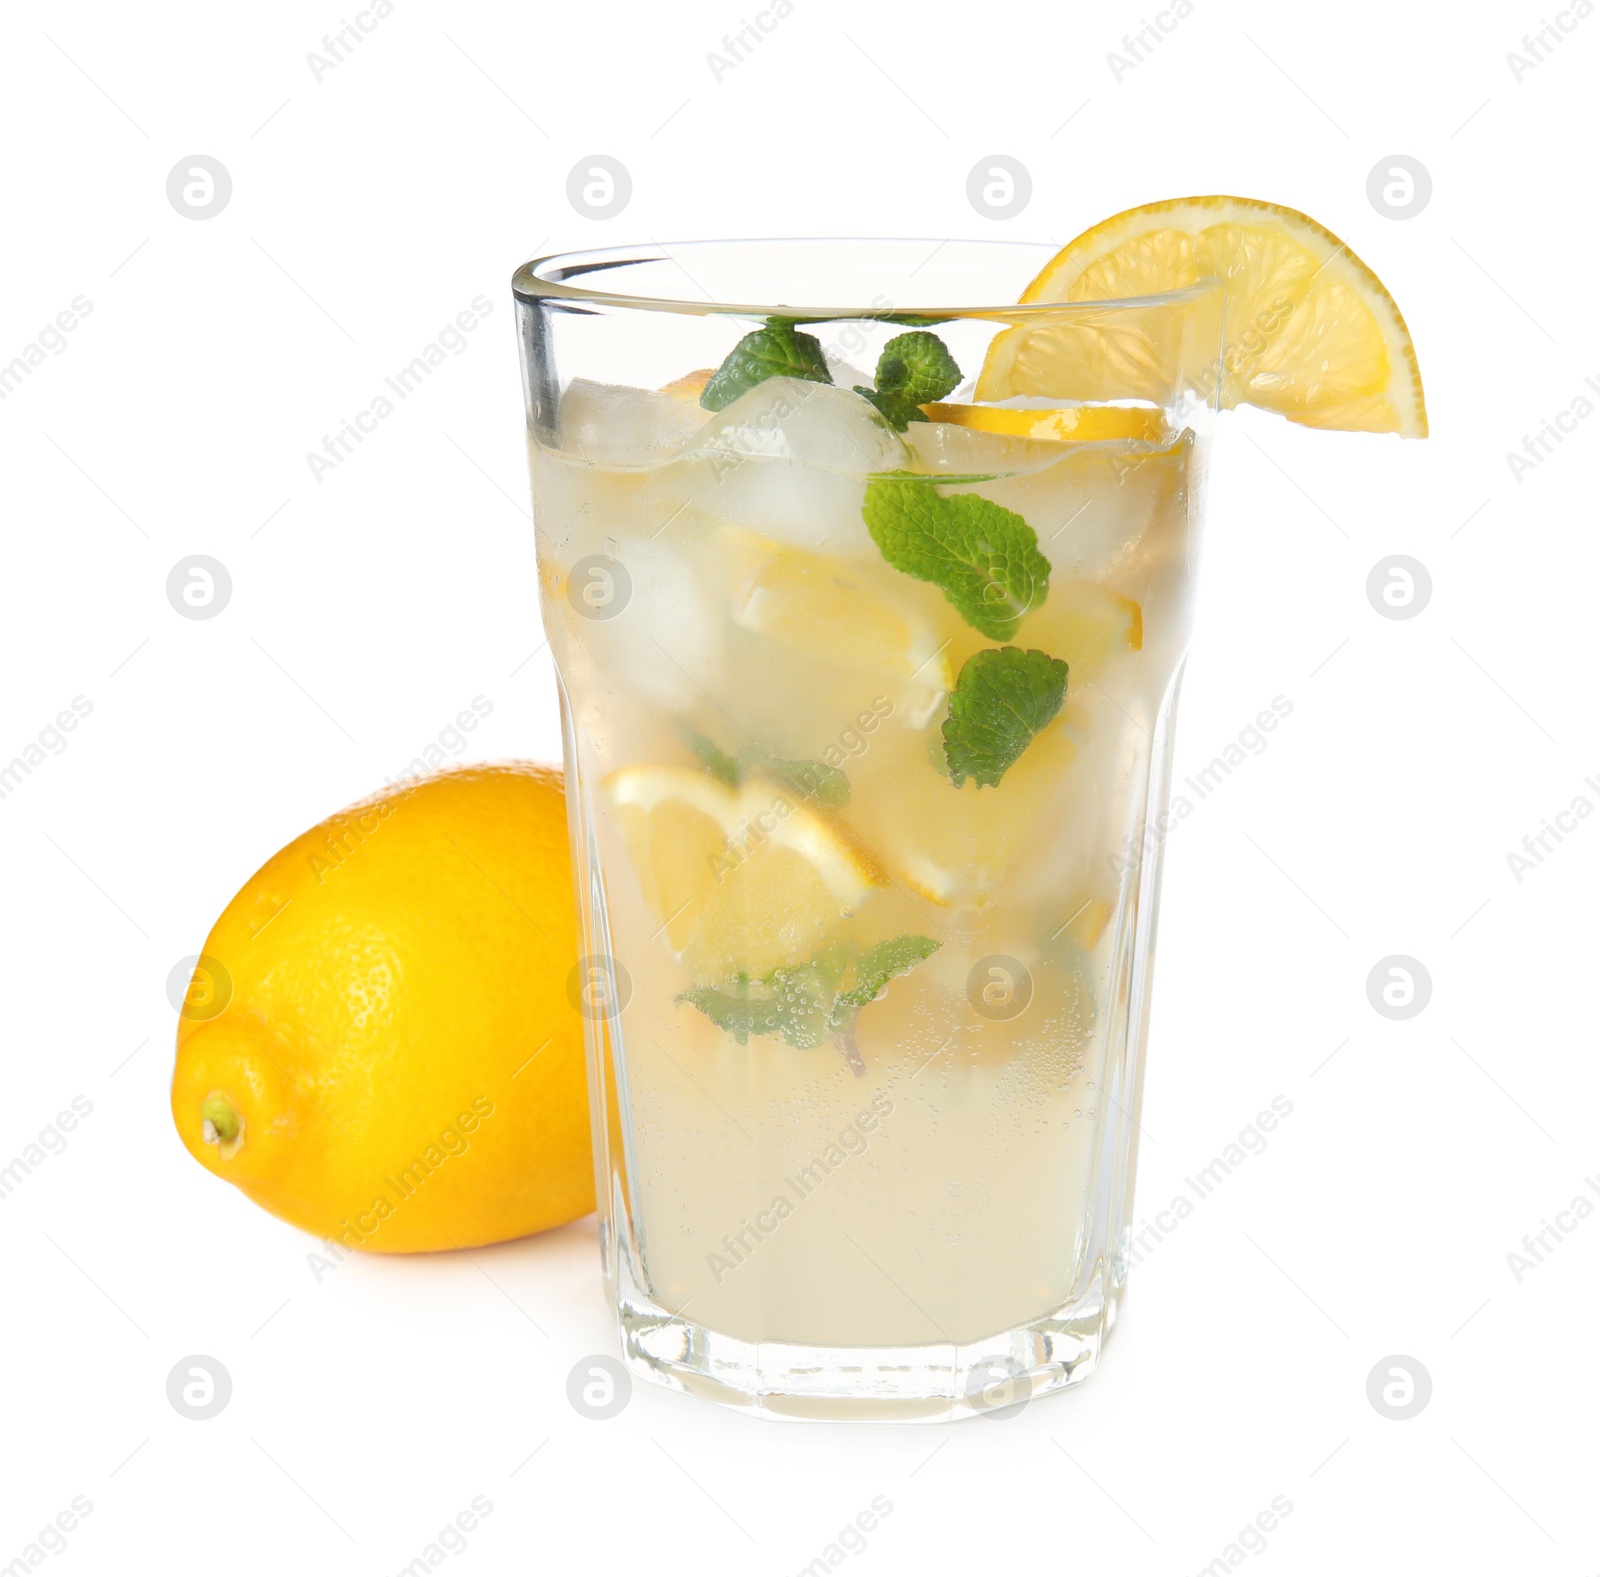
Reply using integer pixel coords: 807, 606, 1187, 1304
616, 1260, 1123, 1421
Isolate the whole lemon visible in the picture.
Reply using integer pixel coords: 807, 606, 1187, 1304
171, 763, 594, 1252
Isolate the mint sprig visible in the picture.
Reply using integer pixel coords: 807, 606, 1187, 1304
862, 474, 1050, 640
679, 935, 941, 1071
854, 331, 962, 431
836, 934, 946, 1011
943, 647, 1068, 788
700, 318, 833, 411
854, 386, 923, 431
699, 320, 961, 432
680, 725, 850, 809
875, 330, 962, 408
760, 753, 851, 810
681, 727, 741, 788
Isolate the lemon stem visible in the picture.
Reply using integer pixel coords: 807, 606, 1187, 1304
201, 1092, 241, 1143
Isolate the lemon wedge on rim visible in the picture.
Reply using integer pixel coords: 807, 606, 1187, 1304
977, 195, 1427, 437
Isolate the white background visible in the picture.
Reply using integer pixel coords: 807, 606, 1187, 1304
2, 0, 1595, 1572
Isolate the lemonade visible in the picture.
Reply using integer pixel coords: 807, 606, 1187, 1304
528, 321, 1201, 1412
516, 223, 1424, 1418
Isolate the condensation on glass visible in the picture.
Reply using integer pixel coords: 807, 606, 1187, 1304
515, 241, 1222, 1419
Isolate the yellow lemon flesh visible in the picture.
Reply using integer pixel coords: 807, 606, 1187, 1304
736, 550, 949, 680
734, 548, 953, 725
921, 402, 1164, 443
1060, 896, 1113, 951
842, 575, 1141, 908
605, 763, 884, 984
659, 368, 715, 404
170, 764, 593, 1253
1014, 576, 1142, 676
844, 710, 1082, 909
977, 195, 1427, 437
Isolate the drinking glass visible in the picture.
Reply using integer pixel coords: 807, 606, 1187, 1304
514, 241, 1221, 1419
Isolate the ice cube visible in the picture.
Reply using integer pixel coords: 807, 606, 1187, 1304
558, 378, 704, 464
727, 547, 954, 741
556, 535, 725, 710
668, 457, 883, 557
648, 379, 905, 558
957, 435, 1193, 583
902, 416, 1068, 479
825, 357, 874, 391
688, 377, 908, 473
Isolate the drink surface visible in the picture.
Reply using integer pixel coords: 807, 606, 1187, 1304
531, 371, 1201, 1347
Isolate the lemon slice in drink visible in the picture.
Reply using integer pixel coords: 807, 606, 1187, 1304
1017, 578, 1142, 679
845, 715, 1081, 908
735, 550, 953, 722
606, 764, 884, 983
1059, 895, 1113, 951
977, 195, 1427, 437
940, 576, 1142, 691
659, 368, 715, 404
921, 402, 1164, 443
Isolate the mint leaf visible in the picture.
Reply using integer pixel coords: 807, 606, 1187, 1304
700, 318, 832, 411
852, 331, 961, 431
862, 476, 1050, 641
678, 964, 836, 1050
678, 978, 794, 1046
943, 647, 1068, 788
680, 725, 741, 788
771, 950, 851, 1049
853, 385, 927, 433
835, 934, 942, 1012
678, 935, 941, 1055
875, 331, 961, 409
680, 724, 851, 807
693, 955, 852, 1050
756, 753, 851, 809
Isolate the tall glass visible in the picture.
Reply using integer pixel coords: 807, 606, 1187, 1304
514, 242, 1221, 1419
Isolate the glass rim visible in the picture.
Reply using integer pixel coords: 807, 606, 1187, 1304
512, 238, 1220, 321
